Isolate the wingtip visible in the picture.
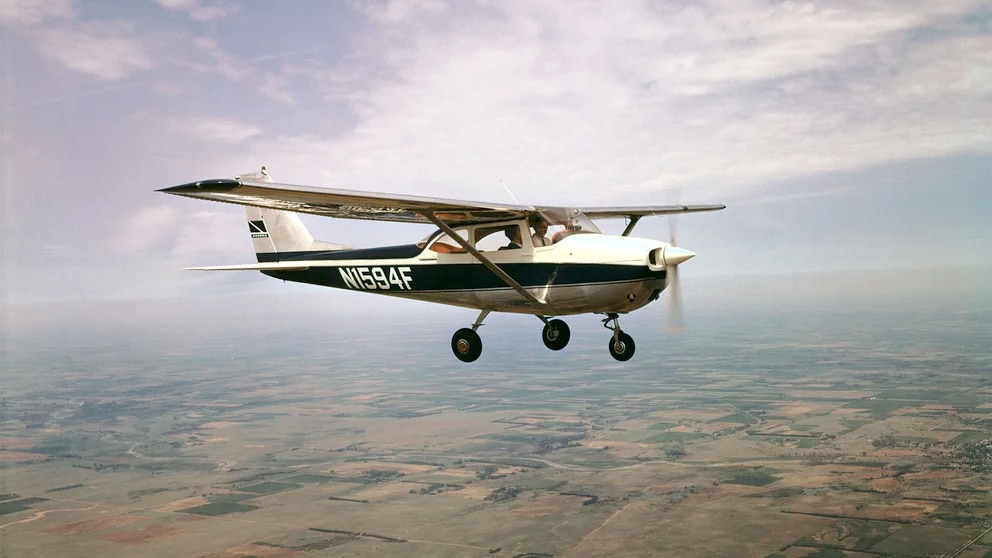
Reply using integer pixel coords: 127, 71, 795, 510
157, 178, 241, 194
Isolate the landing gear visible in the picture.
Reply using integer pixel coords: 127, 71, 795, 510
451, 310, 490, 363
541, 319, 570, 351
603, 313, 635, 361
450, 311, 636, 362
451, 328, 482, 362
608, 332, 635, 361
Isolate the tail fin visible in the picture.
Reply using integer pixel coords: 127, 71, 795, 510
238, 168, 351, 261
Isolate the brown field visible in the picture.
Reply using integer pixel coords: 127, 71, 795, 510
903, 469, 958, 481
353, 481, 426, 500
786, 390, 877, 399
0, 451, 48, 462
46, 514, 145, 536
201, 421, 241, 429
102, 525, 188, 544
322, 461, 437, 476
156, 496, 209, 512
773, 404, 836, 417
2, 314, 988, 558
0, 437, 37, 449
346, 392, 392, 403
651, 409, 728, 421
506, 493, 588, 518
457, 485, 495, 499
205, 543, 304, 558
870, 499, 941, 522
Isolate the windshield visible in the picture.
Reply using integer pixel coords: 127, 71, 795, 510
534, 208, 602, 235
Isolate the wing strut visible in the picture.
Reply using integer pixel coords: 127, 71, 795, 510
420, 210, 548, 309
621, 216, 642, 237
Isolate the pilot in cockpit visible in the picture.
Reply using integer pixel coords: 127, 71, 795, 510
500, 226, 522, 250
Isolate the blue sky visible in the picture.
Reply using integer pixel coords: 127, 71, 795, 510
2, 0, 990, 306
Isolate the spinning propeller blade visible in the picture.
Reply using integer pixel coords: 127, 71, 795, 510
665, 217, 685, 335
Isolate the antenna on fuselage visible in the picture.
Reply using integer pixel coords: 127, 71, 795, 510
499, 179, 521, 205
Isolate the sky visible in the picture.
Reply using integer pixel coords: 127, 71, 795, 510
1, 0, 990, 311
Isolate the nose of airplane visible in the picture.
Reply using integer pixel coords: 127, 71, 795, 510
663, 246, 696, 267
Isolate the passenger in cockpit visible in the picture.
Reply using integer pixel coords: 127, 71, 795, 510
531, 218, 550, 247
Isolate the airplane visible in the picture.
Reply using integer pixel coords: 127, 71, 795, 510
159, 168, 725, 362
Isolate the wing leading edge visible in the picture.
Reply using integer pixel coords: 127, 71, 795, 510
158, 178, 534, 226
158, 175, 725, 227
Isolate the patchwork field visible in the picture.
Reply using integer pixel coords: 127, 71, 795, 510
0, 307, 989, 557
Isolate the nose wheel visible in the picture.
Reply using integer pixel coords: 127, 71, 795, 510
603, 314, 635, 361
608, 332, 635, 361
542, 319, 571, 351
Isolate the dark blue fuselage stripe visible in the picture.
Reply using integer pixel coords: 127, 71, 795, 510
263, 263, 664, 292
256, 245, 423, 262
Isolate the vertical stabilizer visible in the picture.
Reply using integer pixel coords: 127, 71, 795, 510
246, 206, 318, 254
238, 167, 351, 261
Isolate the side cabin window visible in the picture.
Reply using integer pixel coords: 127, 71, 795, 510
476, 224, 523, 251
425, 228, 469, 254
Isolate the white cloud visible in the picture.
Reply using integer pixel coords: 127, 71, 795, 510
189, 37, 247, 80
114, 205, 245, 258
155, 0, 239, 22
34, 22, 153, 81
170, 117, 264, 144
258, 74, 295, 104
355, 0, 447, 24
114, 205, 178, 253
262, 0, 991, 205
0, 0, 72, 26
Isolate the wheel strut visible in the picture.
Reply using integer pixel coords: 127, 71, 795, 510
602, 313, 622, 342
472, 309, 491, 331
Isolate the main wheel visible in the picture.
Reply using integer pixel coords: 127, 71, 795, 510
542, 319, 571, 351
451, 328, 482, 362
608, 332, 635, 361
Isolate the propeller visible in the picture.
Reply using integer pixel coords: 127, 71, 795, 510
665, 217, 685, 335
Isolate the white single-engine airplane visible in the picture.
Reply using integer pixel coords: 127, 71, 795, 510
160, 168, 724, 362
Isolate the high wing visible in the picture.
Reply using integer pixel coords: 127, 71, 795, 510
159, 177, 534, 227
578, 205, 727, 219
159, 173, 725, 227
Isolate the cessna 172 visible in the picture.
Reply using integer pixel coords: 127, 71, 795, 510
160, 168, 724, 362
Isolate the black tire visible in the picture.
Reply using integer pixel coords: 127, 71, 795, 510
451, 328, 482, 362
608, 332, 635, 362
542, 319, 571, 351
